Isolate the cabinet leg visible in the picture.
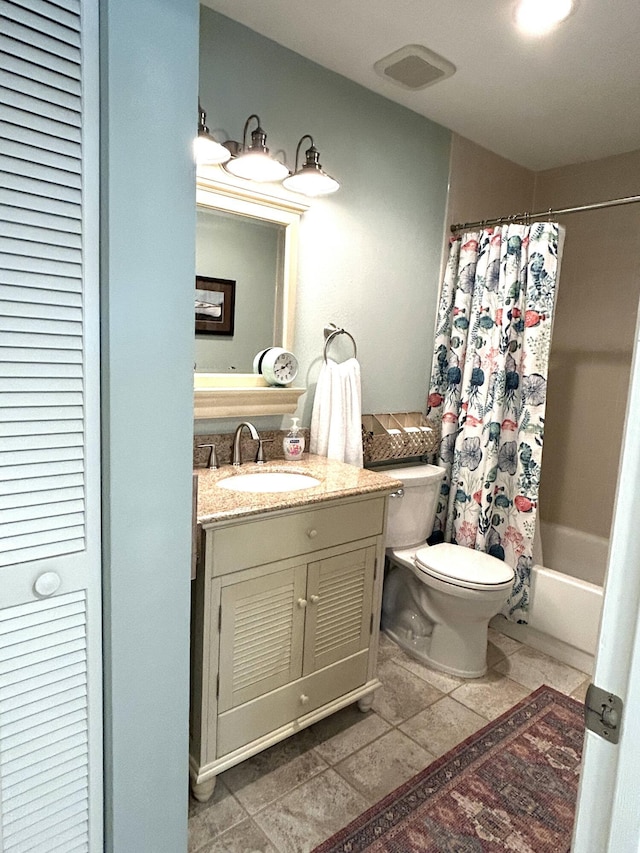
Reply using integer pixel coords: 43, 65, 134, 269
357, 693, 375, 713
191, 776, 217, 803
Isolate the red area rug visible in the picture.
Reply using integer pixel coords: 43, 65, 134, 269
313, 686, 584, 853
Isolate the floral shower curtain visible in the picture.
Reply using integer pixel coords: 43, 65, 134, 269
427, 222, 563, 622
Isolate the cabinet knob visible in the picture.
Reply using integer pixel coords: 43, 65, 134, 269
297, 598, 308, 609
34, 572, 61, 598
309, 594, 320, 604
306, 528, 318, 539
300, 694, 309, 705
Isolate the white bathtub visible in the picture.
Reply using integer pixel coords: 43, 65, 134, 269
491, 521, 607, 673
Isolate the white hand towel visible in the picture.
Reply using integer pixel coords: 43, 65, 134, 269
310, 357, 363, 467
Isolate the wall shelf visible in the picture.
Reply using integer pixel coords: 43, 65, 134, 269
194, 374, 305, 419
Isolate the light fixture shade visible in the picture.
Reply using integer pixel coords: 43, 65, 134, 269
283, 167, 340, 197
224, 116, 289, 183
282, 137, 340, 197
225, 151, 289, 182
195, 101, 231, 165
514, 0, 575, 34
194, 134, 231, 165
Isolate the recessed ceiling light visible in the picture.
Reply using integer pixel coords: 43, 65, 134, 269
514, 0, 575, 35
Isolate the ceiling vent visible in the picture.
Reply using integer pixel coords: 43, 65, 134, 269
374, 44, 456, 91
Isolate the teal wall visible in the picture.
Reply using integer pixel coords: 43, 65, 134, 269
199, 9, 451, 427
100, 0, 197, 850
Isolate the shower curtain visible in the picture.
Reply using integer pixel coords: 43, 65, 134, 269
427, 222, 563, 622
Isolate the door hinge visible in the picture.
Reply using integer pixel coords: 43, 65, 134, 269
374, 557, 378, 581
585, 683, 623, 744
369, 613, 374, 634
218, 604, 222, 632
216, 673, 220, 699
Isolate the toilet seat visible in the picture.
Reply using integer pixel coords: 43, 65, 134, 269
414, 542, 514, 592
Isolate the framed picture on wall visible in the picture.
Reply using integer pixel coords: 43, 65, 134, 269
195, 275, 236, 336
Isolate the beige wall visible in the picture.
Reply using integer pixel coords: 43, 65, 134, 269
445, 134, 535, 233
446, 136, 640, 541
534, 150, 640, 538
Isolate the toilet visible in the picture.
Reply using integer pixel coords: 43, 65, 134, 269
381, 464, 514, 678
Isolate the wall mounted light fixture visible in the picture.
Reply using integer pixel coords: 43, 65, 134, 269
223, 114, 290, 183
197, 110, 340, 199
195, 101, 231, 165
282, 135, 340, 197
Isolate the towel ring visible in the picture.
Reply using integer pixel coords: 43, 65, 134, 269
323, 323, 357, 363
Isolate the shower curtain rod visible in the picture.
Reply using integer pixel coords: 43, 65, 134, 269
450, 193, 640, 234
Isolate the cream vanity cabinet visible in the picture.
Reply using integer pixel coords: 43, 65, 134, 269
189, 492, 388, 801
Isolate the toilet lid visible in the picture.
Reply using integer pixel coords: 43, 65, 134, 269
414, 542, 514, 590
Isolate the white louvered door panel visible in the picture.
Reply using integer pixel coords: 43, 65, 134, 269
0, 592, 90, 852
304, 546, 376, 675
0, 0, 102, 850
218, 566, 306, 713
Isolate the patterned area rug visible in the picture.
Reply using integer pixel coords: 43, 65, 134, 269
313, 686, 584, 853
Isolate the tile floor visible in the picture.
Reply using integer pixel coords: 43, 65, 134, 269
188, 628, 591, 853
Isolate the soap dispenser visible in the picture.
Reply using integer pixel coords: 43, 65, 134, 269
283, 417, 305, 460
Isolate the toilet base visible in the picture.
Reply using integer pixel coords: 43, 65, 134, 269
381, 559, 494, 679
382, 624, 488, 679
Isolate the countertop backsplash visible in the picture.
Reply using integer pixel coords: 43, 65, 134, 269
193, 428, 311, 468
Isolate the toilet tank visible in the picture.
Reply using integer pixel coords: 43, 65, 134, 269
380, 464, 446, 548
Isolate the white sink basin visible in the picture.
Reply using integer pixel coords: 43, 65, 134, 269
217, 471, 321, 493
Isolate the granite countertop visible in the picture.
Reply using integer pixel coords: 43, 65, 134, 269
195, 454, 402, 525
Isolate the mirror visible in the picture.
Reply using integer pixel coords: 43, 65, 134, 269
196, 208, 282, 372
194, 168, 310, 418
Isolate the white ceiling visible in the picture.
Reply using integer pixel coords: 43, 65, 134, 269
200, 0, 640, 172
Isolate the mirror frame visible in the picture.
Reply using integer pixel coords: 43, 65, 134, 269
194, 167, 310, 419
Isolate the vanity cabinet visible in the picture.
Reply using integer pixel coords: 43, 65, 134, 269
189, 493, 387, 802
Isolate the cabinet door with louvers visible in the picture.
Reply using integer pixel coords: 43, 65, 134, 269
303, 545, 376, 674
0, 0, 102, 851
218, 565, 307, 713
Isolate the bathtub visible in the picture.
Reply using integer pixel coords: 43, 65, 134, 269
491, 521, 607, 673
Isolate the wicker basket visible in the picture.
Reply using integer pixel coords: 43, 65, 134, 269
362, 412, 439, 464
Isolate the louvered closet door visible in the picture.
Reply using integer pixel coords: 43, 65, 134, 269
218, 566, 307, 713
303, 546, 376, 675
0, 0, 102, 851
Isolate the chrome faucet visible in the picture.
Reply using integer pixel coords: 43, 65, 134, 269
231, 421, 260, 466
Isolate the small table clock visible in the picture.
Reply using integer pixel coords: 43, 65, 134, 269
253, 347, 299, 386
